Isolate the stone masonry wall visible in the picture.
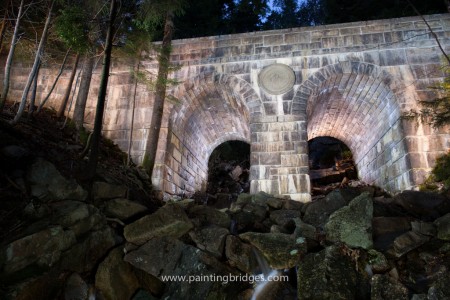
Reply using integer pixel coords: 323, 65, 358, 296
1, 14, 450, 200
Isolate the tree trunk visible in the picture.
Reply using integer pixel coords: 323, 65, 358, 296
142, 11, 175, 179
28, 61, 41, 117
0, 1, 9, 55
127, 62, 140, 166
37, 48, 71, 113
87, 0, 118, 180
11, 0, 55, 125
0, 0, 24, 113
73, 52, 95, 130
56, 52, 80, 117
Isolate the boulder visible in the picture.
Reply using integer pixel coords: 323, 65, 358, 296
59, 226, 118, 273
189, 226, 229, 257
95, 247, 140, 300
188, 205, 231, 228
435, 213, 450, 241
125, 237, 247, 300
297, 245, 369, 300
239, 232, 306, 269
371, 274, 409, 300
241, 203, 268, 222
27, 158, 87, 201
103, 198, 148, 221
372, 217, 412, 251
225, 235, 259, 273
0, 226, 76, 278
50, 200, 105, 238
427, 272, 450, 299
303, 190, 348, 227
269, 210, 302, 226
324, 192, 373, 249
266, 197, 283, 209
292, 218, 317, 240
4, 269, 67, 299
411, 221, 436, 237
64, 273, 90, 300
392, 231, 430, 257
367, 249, 390, 273
392, 191, 450, 221
92, 181, 127, 199
282, 198, 304, 211
132, 289, 160, 300
124, 204, 193, 245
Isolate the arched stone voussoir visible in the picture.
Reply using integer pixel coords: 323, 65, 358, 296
168, 73, 264, 129
291, 61, 390, 115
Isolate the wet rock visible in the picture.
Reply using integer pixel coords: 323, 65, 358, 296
188, 205, 231, 228
239, 232, 306, 269
124, 204, 193, 245
51, 200, 105, 238
303, 190, 348, 227
297, 245, 369, 300
324, 192, 373, 249
103, 198, 148, 221
189, 225, 229, 257
252, 271, 297, 300
92, 181, 128, 199
27, 158, 87, 201
0, 226, 76, 277
125, 237, 247, 300
225, 235, 259, 273
392, 231, 430, 257
372, 217, 412, 251
95, 247, 139, 300
435, 213, 450, 241
371, 274, 409, 300
269, 210, 302, 226
64, 273, 90, 300
60, 226, 118, 273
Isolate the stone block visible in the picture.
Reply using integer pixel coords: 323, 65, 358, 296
259, 152, 282, 165
281, 154, 308, 167
279, 174, 310, 195
264, 34, 284, 45
379, 49, 407, 66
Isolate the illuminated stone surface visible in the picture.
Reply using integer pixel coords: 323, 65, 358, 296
2, 14, 449, 200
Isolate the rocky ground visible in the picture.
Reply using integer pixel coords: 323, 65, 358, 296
1, 109, 450, 300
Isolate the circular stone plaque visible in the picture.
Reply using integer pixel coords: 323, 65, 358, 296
258, 63, 295, 95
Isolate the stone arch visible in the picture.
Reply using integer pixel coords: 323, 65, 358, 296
156, 73, 262, 196
292, 61, 413, 192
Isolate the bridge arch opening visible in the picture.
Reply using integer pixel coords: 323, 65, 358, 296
205, 140, 251, 206
294, 61, 412, 192
308, 136, 358, 188
156, 74, 260, 198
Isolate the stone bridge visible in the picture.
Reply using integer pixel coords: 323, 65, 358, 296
4, 14, 450, 201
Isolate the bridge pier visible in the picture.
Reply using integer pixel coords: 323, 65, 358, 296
249, 115, 311, 202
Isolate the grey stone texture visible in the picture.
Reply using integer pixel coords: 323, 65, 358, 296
2, 14, 450, 199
